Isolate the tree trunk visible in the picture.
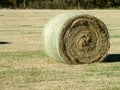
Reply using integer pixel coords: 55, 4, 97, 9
23, 0, 26, 8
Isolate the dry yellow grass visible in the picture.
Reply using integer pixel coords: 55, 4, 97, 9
0, 10, 120, 53
0, 10, 120, 90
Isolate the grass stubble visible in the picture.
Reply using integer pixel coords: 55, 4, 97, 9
0, 10, 120, 90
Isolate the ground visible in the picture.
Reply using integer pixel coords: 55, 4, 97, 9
0, 10, 120, 90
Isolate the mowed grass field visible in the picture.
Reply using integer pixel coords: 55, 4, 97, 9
0, 10, 120, 90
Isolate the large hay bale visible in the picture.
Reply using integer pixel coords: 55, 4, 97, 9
43, 13, 110, 64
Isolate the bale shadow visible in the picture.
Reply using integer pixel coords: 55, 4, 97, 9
104, 54, 120, 62
0, 41, 11, 45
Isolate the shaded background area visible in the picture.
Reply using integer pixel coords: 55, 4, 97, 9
0, 0, 120, 9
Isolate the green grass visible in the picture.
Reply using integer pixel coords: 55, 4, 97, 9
110, 35, 120, 38
0, 50, 47, 60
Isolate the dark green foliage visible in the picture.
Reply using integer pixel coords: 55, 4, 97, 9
0, 0, 120, 9
0, 0, 14, 8
93, 0, 107, 8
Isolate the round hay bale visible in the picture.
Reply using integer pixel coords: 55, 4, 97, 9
43, 12, 110, 64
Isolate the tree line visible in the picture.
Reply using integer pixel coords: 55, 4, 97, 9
0, 0, 120, 9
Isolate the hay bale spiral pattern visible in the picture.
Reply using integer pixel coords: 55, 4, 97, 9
43, 13, 110, 64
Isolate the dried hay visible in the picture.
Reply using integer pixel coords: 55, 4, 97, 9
43, 13, 110, 64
